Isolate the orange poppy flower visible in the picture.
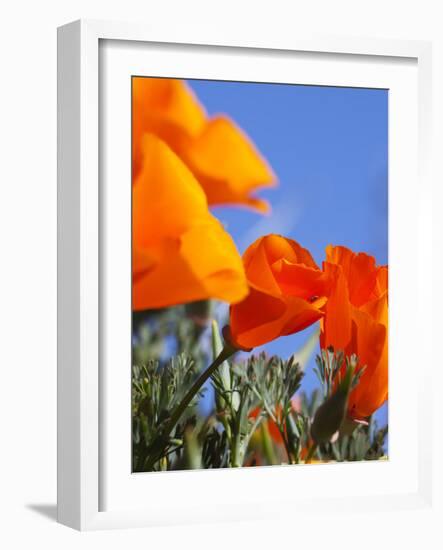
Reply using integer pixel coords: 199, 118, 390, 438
320, 245, 388, 420
132, 134, 249, 310
227, 235, 329, 349
132, 77, 276, 212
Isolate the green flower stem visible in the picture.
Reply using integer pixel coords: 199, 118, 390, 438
143, 344, 236, 471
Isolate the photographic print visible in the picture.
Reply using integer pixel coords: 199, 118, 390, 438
131, 76, 388, 472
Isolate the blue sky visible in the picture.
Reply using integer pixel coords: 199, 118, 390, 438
188, 79, 388, 428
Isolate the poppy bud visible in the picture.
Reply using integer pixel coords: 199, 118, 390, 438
311, 364, 355, 444
310, 389, 348, 444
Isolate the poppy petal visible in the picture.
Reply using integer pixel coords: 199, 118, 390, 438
230, 287, 287, 348
272, 259, 330, 300
347, 303, 388, 419
182, 116, 275, 210
326, 245, 378, 307
133, 134, 208, 248
243, 237, 282, 296
132, 78, 275, 212
320, 262, 352, 352
132, 134, 248, 310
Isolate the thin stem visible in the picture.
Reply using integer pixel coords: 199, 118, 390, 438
143, 344, 236, 471
260, 422, 277, 466
305, 442, 318, 464
167, 345, 235, 434
230, 387, 249, 467
249, 388, 293, 464
250, 386, 277, 424
244, 413, 264, 452
277, 424, 294, 465
231, 424, 242, 468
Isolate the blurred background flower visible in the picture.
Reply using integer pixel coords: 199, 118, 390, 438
132, 77, 276, 212
132, 134, 248, 309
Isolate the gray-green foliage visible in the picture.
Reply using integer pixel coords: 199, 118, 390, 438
132, 355, 204, 471
132, 306, 388, 471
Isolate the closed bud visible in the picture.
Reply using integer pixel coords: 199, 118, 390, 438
311, 362, 355, 444
310, 388, 348, 444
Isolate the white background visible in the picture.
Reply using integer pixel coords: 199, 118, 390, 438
0, 1, 442, 548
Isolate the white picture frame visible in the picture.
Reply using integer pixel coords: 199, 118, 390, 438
57, 19, 435, 531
